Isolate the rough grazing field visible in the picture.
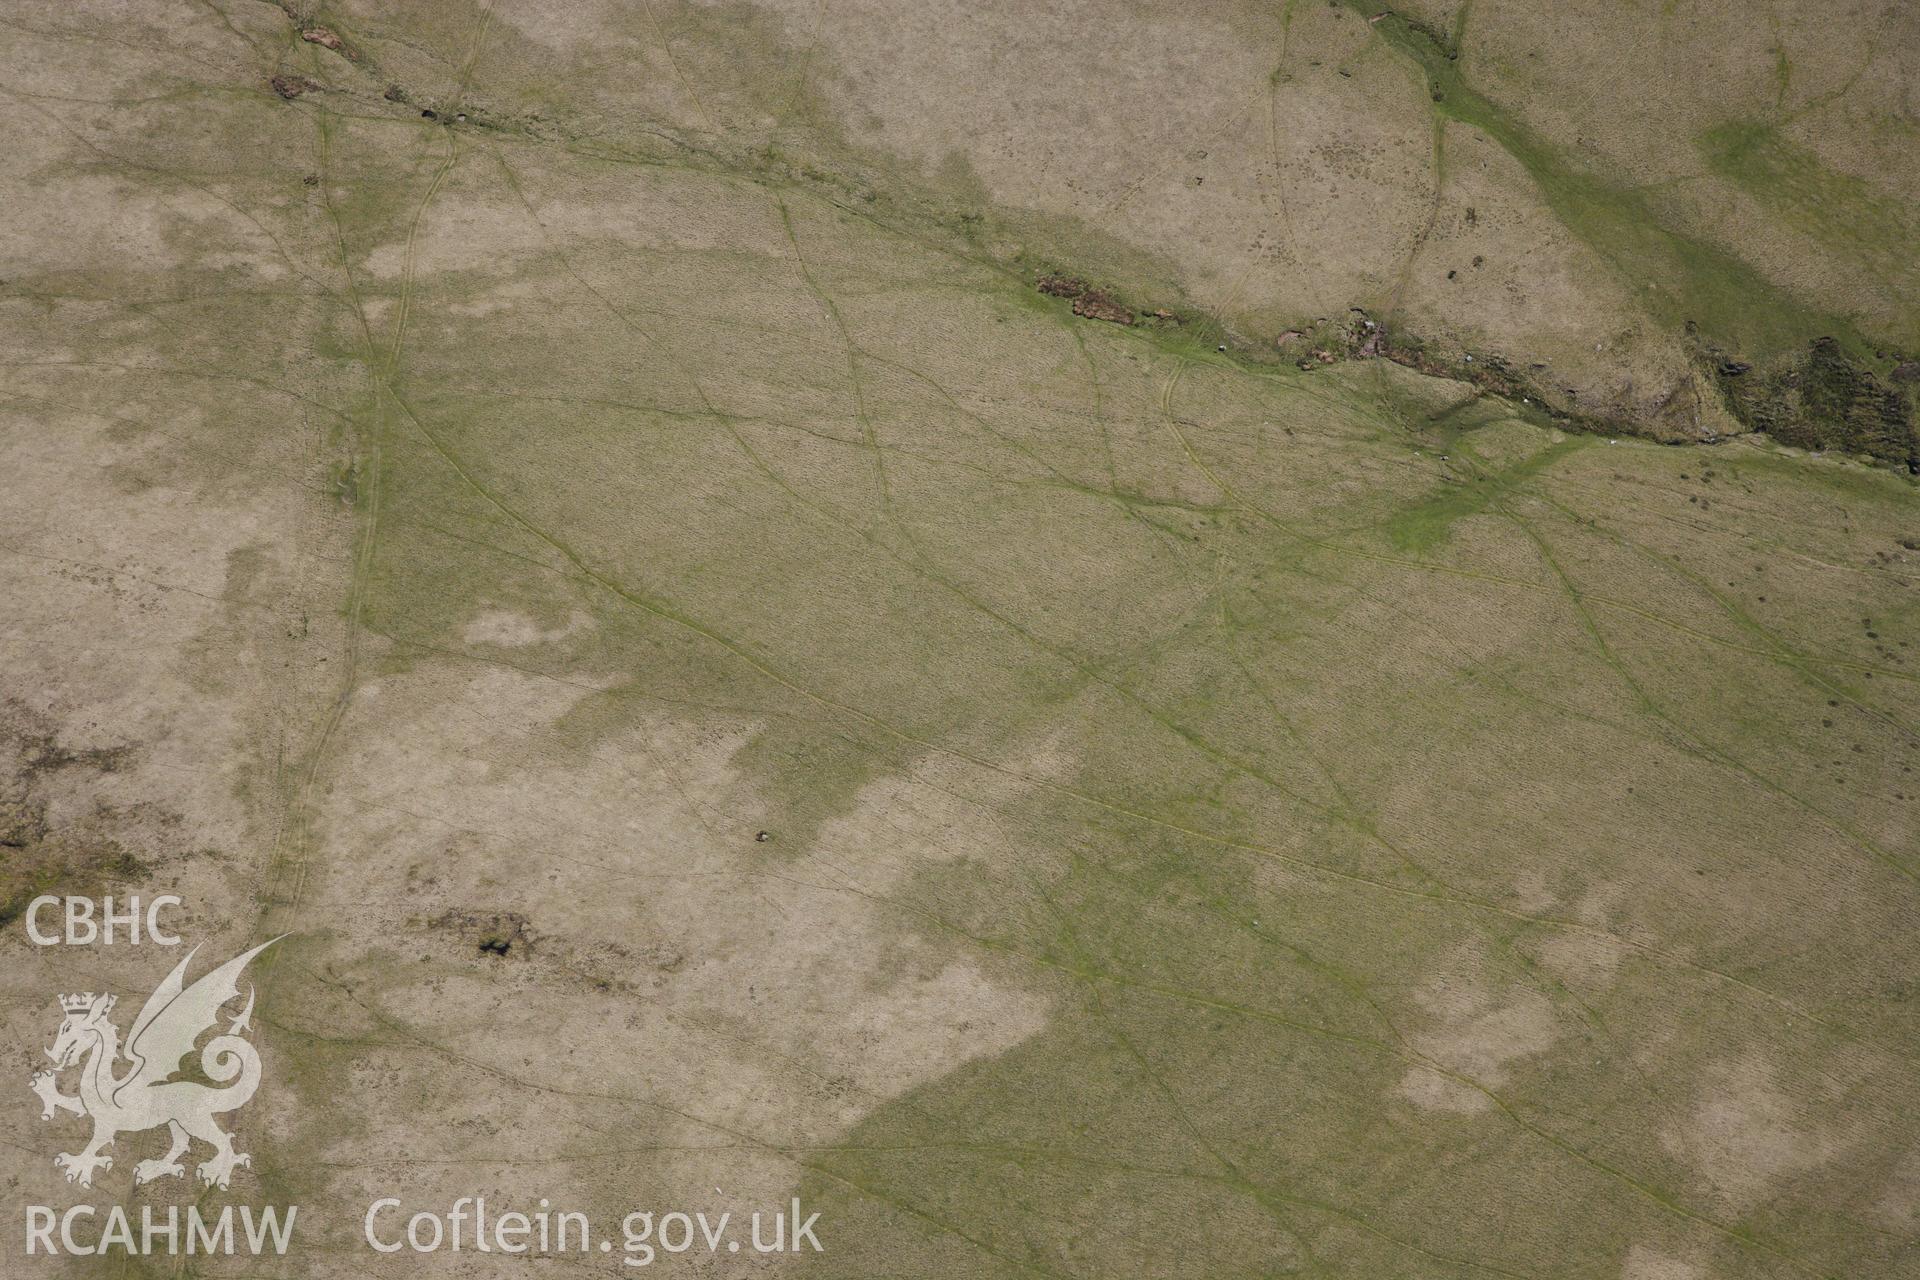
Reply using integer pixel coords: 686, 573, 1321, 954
1, 2, 1917, 1278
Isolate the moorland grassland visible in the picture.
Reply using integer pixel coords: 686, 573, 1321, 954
1, 2, 1916, 1277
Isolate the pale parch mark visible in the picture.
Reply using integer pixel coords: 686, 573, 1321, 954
1661, 1053, 1848, 1214
293, 962, 1074, 1279
322, 649, 1049, 1136
1395, 947, 1560, 1115
461, 607, 591, 649
1621, 1245, 1703, 1280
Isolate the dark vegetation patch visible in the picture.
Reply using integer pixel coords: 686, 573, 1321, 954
1397, 12, 1460, 62
1265, 307, 1917, 467
1707, 335, 1918, 471
416, 911, 690, 993
0, 836, 146, 930
0, 808, 156, 933
0, 700, 150, 928
15, 727, 133, 777
0, 797, 47, 849
430, 908, 536, 960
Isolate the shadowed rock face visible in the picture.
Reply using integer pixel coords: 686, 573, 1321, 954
1, 2, 1917, 1277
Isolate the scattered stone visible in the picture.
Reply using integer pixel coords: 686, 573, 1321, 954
300, 27, 357, 60
755, 830, 771, 843
1037, 273, 1134, 325
1036, 272, 1086, 299
1072, 294, 1132, 325
384, 84, 409, 103
270, 74, 320, 100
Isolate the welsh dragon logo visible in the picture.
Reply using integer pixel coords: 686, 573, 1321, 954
29, 938, 281, 1190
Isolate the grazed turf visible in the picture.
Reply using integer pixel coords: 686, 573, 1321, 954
1, 4, 1917, 1279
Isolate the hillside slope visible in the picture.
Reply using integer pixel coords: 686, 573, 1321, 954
0, 4, 1916, 1278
